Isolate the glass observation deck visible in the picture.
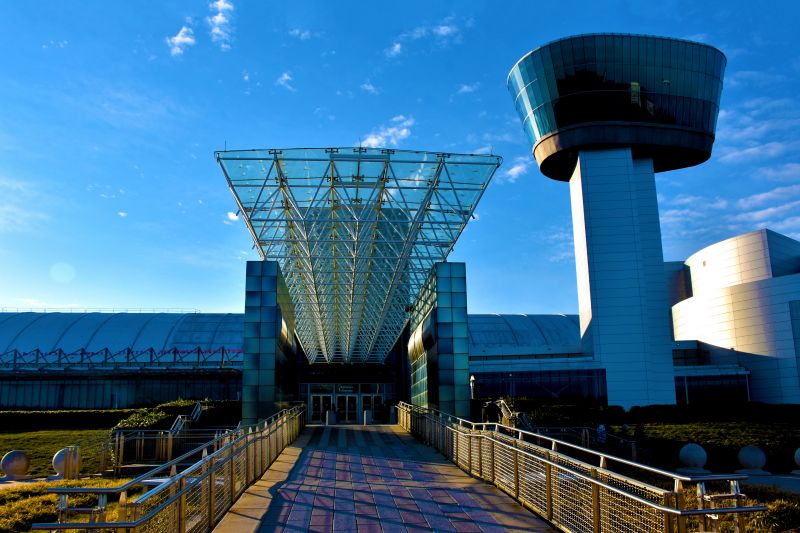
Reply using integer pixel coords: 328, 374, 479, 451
217, 147, 501, 364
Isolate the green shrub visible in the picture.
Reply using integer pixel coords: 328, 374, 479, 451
112, 409, 173, 431
748, 499, 800, 532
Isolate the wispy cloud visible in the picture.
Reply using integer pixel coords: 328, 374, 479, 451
359, 115, 414, 148
717, 141, 787, 163
760, 162, 800, 181
117, 211, 128, 218
726, 70, 785, 88
0, 176, 48, 233
498, 156, 532, 184
384, 42, 402, 58
456, 83, 479, 94
223, 211, 239, 225
360, 81, 379, 95
737, 184, 800, 209
731, 199, 800, 223
166, 26, 195, 56
289, 28, 311, 40
276, 72, 295, 91
42, 39, 69, 50
207, 0, 234, 50
387, 17, 466, 57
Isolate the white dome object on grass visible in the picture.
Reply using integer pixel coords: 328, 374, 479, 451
735, 445, 770, 476
677, 443, 710, 474
52, 448, 78, 478
792, 448, 800, 476
1, 450, 31, 480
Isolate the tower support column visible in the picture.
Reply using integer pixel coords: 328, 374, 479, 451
242, 260, 281, 424
570, 148, 676, 407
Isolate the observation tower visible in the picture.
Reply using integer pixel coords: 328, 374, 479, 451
507, 34, 726, 406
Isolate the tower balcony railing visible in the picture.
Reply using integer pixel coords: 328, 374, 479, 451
397, 401, 765, 533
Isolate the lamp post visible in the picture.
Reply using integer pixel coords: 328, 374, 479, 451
469, 375, 476, 400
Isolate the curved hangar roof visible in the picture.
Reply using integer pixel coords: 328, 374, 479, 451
0, 312, 580, 358
0, 312, 242, 354
468, 314, 580, 356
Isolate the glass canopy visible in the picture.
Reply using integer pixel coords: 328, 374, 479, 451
217, 147, 501, 364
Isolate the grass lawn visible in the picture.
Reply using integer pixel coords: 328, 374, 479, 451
0, 478, 130, 533
0, 429, 109, 478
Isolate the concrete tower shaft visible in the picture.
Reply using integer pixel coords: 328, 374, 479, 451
507, 34, 726, 407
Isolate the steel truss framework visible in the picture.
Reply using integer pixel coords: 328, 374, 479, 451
217, 147, 501, 364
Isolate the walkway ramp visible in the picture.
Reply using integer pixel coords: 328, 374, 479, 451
214, 424, 555, 532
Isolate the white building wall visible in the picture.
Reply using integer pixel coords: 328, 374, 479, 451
684, 230, 775, 293
673, 274, 800, 403
569, 148, 676, 407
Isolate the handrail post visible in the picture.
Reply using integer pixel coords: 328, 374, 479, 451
208, 457, 216, 528
513, 444, 520, 499
732, 480, 746, 533
697, 482, 709, 531
674, 480, 687, 533
591, 467, 601, 533
663, 492, 675, 533
468, 431, 473, 474
478, 430, 483, 478
178, 476, 187, 533
545, 451, 553, 521
228, 447, 236, 504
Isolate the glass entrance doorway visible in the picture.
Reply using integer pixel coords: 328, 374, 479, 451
362, 395, 384, 422
311, 394, 332, 423
336, 395, 357, 423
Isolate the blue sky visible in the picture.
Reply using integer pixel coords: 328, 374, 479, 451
1, 1, 799, 315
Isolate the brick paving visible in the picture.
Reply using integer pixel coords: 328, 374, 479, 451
214, 424, 555, 533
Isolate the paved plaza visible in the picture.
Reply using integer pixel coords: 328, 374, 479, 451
214, 425, 555, 532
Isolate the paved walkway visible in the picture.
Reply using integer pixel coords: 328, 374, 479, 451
214, 424, 555, 533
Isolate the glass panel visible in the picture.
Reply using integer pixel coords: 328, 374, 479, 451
219, 148, 500, 364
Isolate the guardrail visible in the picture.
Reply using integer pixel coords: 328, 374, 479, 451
0, 347, 244, 371
33, 404, 306, 532
397, 402, 765, 533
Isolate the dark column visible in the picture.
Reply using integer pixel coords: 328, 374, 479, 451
243, 260, 280, 424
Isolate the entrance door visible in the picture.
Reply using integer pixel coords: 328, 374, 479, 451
311, 395, 332, 423
370, 395, 384, 422
336, 395, 358, 423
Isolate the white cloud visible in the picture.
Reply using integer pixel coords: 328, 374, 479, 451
717, 141, 787, 163
732, 199, 800, 223
737, 184, 800, 209
207, 0, 234, 50
433, 24, 458, 37
359, 116, 415, 148
0, 176, 48, 232
289, 28, 311, 40
360, 81, 378, 94
760, 163, 800, 181
165, 26, 196, 57
499, 156, 532, 183
242, 70, 249, 82
456, 83, 479, 94
473, 145, 493, 155
226, 211, 239, 221
385, 42, 402, 57
276, 72, 295, 91
117, 211, 127, 217
390, 18, 465, 55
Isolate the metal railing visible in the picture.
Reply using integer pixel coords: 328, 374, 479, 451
397, 402, 765, 533
0, 347, 243, 371
33, 404, 306, 532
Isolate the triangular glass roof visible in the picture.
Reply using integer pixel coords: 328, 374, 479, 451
217, 147, 501, 364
